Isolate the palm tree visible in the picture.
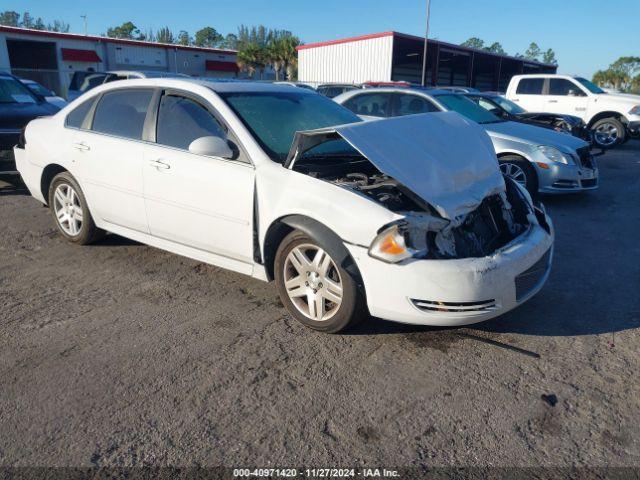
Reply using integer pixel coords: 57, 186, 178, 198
237, 43, 262, 78
280, 36, 300, 81
266, 38, 286, 81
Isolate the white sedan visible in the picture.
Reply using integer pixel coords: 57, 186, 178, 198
15, 79, 554, 333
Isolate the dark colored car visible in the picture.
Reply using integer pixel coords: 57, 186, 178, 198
463, 92, 592, 144
0, 73, 60, 173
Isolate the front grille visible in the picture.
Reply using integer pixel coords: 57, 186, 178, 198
581, 178, 598, 188
515, 249, 552, 301
552, 180, 579, 188
411, 298, 497, 313
576, 146, 595, 169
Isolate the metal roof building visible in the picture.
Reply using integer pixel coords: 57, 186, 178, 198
0, 26, 239, 97
297, 31, 557, 91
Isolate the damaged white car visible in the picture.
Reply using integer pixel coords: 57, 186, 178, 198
15, 80, 554, 332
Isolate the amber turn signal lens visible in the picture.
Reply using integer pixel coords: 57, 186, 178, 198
379, 234, 407, 255
369, 225, 413, 263
536, 162, 550, 169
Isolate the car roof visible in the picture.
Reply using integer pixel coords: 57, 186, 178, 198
463, 91, 499, 98
93, 77, 317, 95
346, 86, 453, 96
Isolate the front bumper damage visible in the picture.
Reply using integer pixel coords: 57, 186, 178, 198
347, 219, 554, 326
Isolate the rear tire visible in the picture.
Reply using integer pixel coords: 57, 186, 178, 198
274, 230, 366, 333
592, 117, 625, 149
499, 155, 539, 197
48, 172, 104, 245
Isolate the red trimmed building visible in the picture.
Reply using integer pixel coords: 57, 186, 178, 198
0, 26, 239, 97
297, 31, 557, 91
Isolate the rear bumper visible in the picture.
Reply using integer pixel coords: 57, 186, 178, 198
14, 146, 46, 202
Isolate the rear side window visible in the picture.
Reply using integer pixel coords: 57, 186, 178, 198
516, 78, 544, 95
65, 98, 95, 129
91, 89, 153, 140
343, 93, 391, 117
395, 94, 440, 116
549, 78, 584, 96
156, 94, 226, 150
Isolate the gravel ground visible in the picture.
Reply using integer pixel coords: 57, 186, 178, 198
0, 142, 639, 470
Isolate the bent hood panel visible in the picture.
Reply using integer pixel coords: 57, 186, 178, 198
328, 112, 504, 220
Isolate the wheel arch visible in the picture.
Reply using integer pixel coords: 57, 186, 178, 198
40, 163, 69, 206
587, 111, 626, 128
497, 151, 532, 162
262, 215, 364, 291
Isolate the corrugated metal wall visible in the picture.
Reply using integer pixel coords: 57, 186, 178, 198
298, 36, 393, 84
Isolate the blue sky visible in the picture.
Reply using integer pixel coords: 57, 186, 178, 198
6, 0, 639, 78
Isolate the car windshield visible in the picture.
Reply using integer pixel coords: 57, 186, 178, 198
574, 77, 605, 94
434, 93, 503, 124
24, 81, 53, 97
491, 96, 526, 115
0, 76, 39, 104
218, 90, 362, 163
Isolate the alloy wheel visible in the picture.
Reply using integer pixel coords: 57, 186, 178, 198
283, 244, 343, 321
594, 122, 619, 147
499, 162, 527, 187
53, 183, 83, 236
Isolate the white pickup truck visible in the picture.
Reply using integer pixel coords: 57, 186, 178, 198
506, 74, 640, 149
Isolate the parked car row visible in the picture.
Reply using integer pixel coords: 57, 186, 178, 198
307, 75, 640, 150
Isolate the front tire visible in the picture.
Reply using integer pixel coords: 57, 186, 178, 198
499, 156, 539, 197
274, 230, 366, 333
48, 172, 104, 245
592, 117, 625, 149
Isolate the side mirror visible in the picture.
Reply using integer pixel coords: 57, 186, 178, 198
188, 136, 233, 158
567, 89, 578, 97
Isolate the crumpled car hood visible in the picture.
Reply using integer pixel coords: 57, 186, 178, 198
287, 111, 505, 220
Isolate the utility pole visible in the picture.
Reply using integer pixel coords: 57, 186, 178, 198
80, 15, 87, 35
421, 0, 432, 86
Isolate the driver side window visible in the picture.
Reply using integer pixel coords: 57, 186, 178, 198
549, 79, 586, 96
156, 94, 227, 150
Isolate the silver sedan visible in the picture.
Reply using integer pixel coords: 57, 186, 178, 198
334, 87, 598, 196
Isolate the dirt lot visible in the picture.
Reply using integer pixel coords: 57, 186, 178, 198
1, 142, 639, 470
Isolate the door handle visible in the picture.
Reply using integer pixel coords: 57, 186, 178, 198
548, 100, 558, 103
511, 99, 519, 102
149, 159, 171, 170
73, 142, 90, 151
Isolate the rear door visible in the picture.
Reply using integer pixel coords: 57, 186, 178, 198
544, 78, 589, 120
70, 88, 154, 233
142, 90, 255, 267
509, 77, 545, 112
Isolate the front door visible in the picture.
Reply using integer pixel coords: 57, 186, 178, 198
544, 78, 589, 121
142, 91, 255, 265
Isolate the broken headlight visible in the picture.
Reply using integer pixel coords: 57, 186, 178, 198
368, 225, 415, 263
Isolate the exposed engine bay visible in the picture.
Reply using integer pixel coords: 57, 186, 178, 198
296, 156, 535, 260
